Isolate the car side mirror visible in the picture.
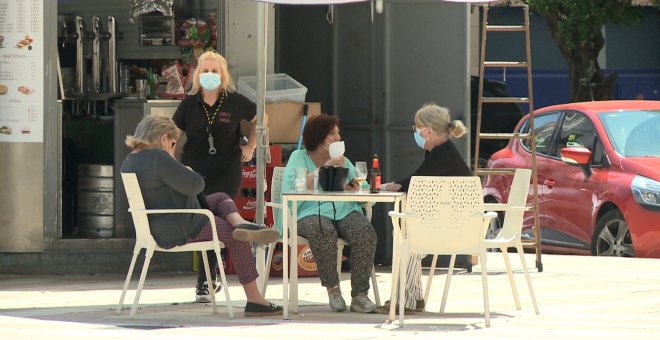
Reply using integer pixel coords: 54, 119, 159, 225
560, 146, 592, 178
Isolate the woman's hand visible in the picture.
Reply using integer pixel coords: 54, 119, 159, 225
345, 178, 360, 192
240, 144, 255, 163
325, 155, 345, 167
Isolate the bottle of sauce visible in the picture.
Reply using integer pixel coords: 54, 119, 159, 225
369, 154, 381, 193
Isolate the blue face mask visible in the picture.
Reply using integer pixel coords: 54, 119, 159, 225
200, 72, 222, 91
414, 128, 426, 149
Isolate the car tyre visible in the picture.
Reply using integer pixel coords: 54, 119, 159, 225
592, 210, 635, 257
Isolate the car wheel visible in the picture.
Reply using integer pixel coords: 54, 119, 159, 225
592, 210, 635, 257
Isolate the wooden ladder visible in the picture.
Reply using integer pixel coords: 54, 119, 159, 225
473, 5, 543, 272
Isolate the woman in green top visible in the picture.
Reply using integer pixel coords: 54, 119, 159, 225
282, 114, 377, 313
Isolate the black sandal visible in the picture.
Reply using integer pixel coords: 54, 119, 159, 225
244, 302, 283, 316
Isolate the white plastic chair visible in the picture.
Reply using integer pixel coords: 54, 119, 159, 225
262, 167, 380, 312
117, 173, 233, 318
389, 176, 496, 327
480, 169, 539, 314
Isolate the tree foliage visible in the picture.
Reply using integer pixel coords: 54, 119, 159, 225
520, 1, 660, 101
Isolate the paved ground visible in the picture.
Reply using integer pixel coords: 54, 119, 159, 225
1, 253, 659, 339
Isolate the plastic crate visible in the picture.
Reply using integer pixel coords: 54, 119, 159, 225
237, 73, 307, 104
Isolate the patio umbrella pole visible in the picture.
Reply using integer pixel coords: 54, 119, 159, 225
254, 2, 269, 293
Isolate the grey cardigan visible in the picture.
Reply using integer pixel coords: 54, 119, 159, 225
120, 148, 207, 248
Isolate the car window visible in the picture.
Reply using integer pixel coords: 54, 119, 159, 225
599, 110, 660, 157
554, 111, 597, 158
521, 112, 561, 156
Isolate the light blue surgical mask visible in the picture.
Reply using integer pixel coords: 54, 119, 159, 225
200, 72, 222, 91
413, 128, 426, 149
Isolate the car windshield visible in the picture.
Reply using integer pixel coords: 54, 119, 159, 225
599, 110, 660, 157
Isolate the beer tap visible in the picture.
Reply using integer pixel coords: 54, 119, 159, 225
103, 16, 118, 94
74, 16, 85, 94
91, 16, 101, 93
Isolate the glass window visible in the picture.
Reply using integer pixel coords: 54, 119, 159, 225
521, 112, 561, 156
554, 111, 597, 158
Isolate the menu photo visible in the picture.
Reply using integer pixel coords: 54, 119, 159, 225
0, 0, 44, 143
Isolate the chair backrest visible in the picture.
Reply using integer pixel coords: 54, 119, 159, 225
121, 172, 155, 246
405, 176, 486, 255
498, 168, 532, 240
270, 166, 285, 235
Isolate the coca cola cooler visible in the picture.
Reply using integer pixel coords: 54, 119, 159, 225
223, 145, 282, 274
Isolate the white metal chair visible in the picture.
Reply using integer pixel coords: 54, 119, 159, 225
262, 166, 380, 312
117, 172, 233, 318
389, 176, 496, 327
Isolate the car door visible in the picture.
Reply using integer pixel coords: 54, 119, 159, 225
540, 110, 602, 249
519, 112, 562, 233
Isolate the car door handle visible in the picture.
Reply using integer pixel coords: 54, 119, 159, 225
544, 179, 555, 189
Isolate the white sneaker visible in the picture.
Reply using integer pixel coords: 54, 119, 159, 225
327, 286, 346, 312
350, 293, 376, 313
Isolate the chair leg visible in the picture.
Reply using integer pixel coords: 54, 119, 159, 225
398, 242, 409, 327
424, 254, 438, 308
214, 248, 234, 318
200, 251, 217, 314
130, 247, 154, 319
261, 242, 276, 296
389, 241, 401, 322
440, 254, 456, 315
117, 246, 140, 315
370, 266, 380, 306
480, 252, 491, 328
517, 243, 539, 314
336, 244, 344, 282
502, 247, 521, 310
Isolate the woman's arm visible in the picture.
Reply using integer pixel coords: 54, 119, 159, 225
155, 151, 205, 195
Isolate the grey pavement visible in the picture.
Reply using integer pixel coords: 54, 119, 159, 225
1, 253, 659, 339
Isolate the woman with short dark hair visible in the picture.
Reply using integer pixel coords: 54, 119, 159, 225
281, 114, 377, 313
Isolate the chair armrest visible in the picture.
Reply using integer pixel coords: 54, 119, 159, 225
483, 211, 498, 219
388, 211, 417, 219
137, 208, 216, 223
265, 202, 282, 210
484, 203, 507, 211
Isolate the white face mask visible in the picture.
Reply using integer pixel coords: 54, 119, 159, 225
328, 141, 345, 159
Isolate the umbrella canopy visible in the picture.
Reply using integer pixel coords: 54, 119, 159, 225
256, 0, 367, 4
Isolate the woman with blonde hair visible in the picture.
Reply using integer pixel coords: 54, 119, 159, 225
121, 115, 281, 316
172, 50, 270, 302
376, 103, 471, 315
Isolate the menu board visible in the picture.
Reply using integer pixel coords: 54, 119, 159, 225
0, 0, 44, 143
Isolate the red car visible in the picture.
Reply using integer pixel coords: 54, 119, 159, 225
483, 100, 660, 258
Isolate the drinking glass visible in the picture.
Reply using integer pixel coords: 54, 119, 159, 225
294, 167, 307, 192
354, 162, 368, 192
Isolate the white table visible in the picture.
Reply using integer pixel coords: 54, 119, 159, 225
281, 190, 406, 319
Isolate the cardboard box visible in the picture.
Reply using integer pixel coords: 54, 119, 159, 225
269, 242, 319, 277
241, 102, 321, 144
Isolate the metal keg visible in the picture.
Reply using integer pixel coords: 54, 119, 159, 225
77, 164, 114, 238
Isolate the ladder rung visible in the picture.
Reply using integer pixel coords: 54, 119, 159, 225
486, 25, 526, 32
479, 133, 530, 140
475, 168, 519, 175
484, 61, 528, 68
482, 97, 529, 104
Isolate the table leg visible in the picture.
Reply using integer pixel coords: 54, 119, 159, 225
389, 196, 403, 321
282, 197, 289, 320
291, 203, 299, 314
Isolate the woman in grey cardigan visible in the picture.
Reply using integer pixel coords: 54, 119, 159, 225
120, 114, 281, 316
